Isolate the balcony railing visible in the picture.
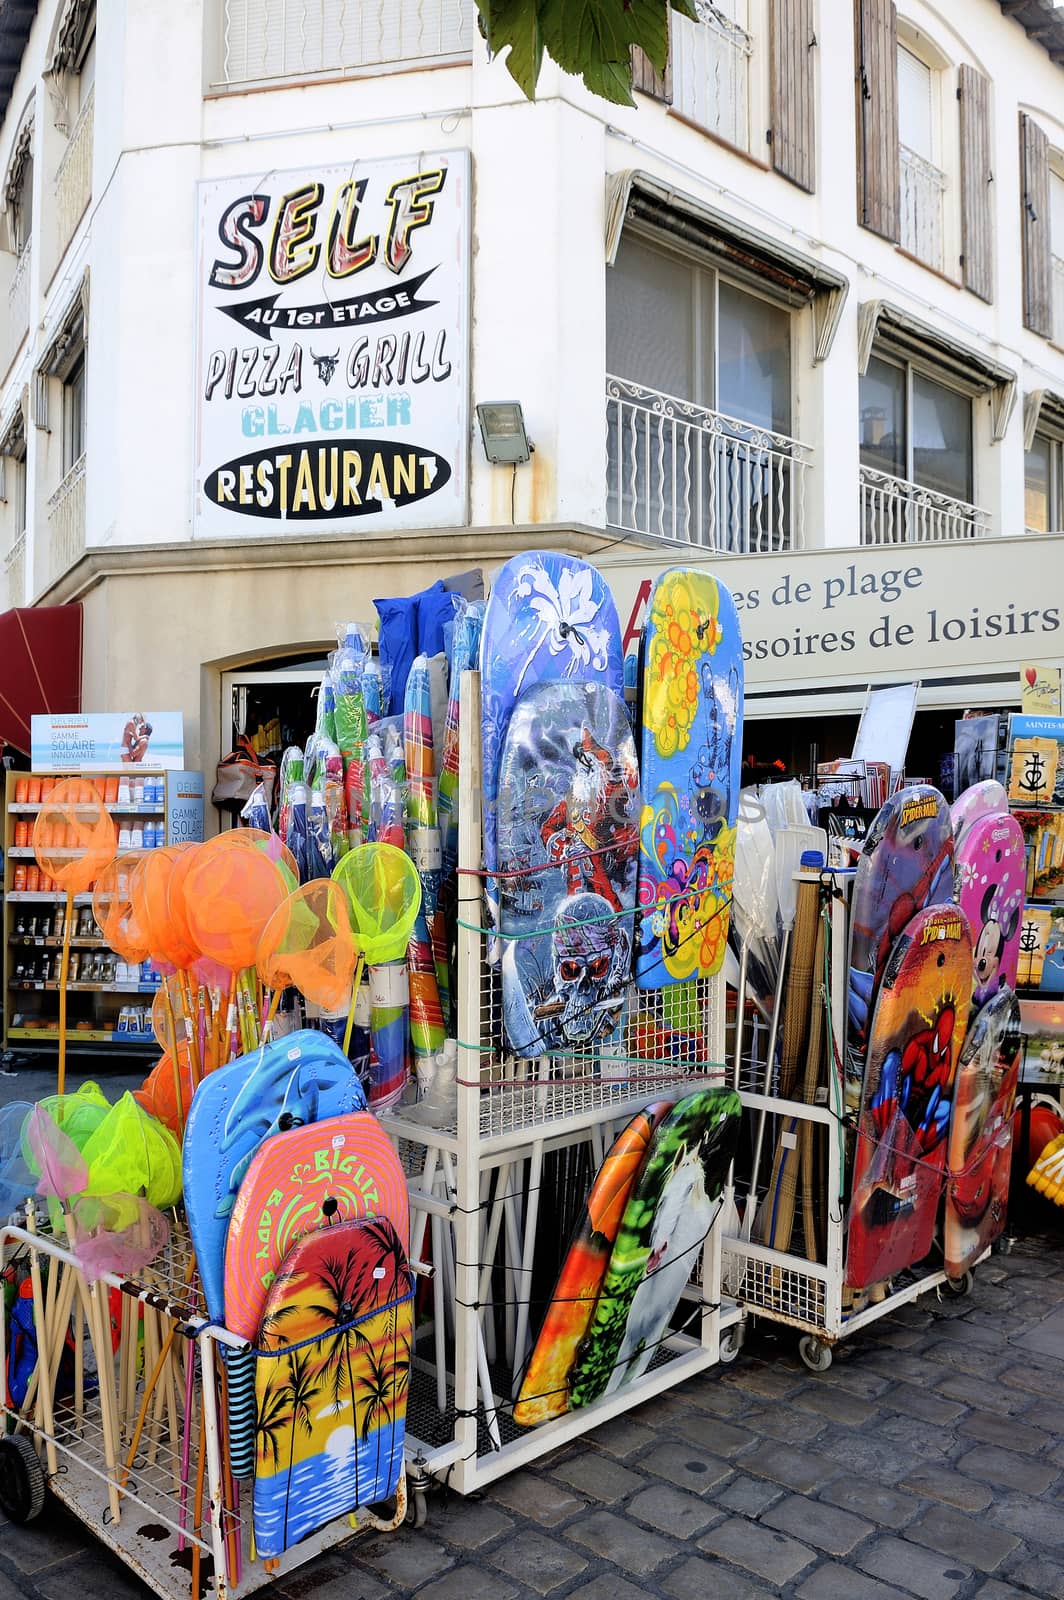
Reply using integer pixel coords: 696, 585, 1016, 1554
46, 454, 86, 588
899, 145, 947, 274
215, 0, 476, 85
3, 244, 31, 379
4, 531, 25, 607
54, 88, 94, 267
672, 2, 752, 151
606, 377, 810, 552
1054, 255, 1064, 347
860, 465, 989, 544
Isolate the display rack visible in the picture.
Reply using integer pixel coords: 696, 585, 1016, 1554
0, 1206, 403, 1600
724, 867, 977, 1371
2, 769, 203, 1061
382, 673, 742, 1493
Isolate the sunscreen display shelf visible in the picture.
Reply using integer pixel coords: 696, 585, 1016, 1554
2, 768, 203, 1064
381, 673, 744, 1495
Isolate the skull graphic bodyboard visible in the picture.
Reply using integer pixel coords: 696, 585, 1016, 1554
635, 568, 743, 990
480, 552, 623, 961
846, 903, 972, 1290
497, 681, 640, 1059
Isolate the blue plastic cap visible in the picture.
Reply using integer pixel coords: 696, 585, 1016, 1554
800, 850, 825, 868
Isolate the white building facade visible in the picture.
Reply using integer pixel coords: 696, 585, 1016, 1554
0, 0, 1062, 765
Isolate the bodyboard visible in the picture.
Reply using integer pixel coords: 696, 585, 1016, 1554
950, 779, 1007, 852
182, 1031, 367, 1324
497, 682, 640, 1058
569, 1088, 741, 1406
253, 1217, 413, 1558
513, 1101, 671, 1426
846, 904, 972, 1289
944, 986, 1022, 1278
480, 552, 623, 955
954, 811, 1025, 1011
846, 786, 954, 1112
636, 569, 743, 990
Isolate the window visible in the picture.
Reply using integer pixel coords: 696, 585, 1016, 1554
896, 43, 947, 273
62, 351, 85, 473
73, 28, 95, 118
860, 355, 971, 500
1, 409, 27, 543
607, 236, 791, 432
859, 353, 986, 542
1027, 432, 1063, 534
605, 233, 805, 551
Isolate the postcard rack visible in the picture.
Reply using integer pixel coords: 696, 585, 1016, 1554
722, 867, 981, 1371
382, 672, 743, 1494
0, 1209, 404, 1600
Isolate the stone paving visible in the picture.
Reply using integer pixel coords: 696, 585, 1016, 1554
2, 1235, 1063, 1600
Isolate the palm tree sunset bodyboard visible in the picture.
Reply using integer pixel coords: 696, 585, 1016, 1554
253, 1217, 413, 1558
568, 1089, 741, 1408
513, 1102, 672, 1426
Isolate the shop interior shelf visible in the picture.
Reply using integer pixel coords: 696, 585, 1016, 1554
7, 981, 159, 994
6, 893, 95, 904
7, 802, 166, 815
6, 1027, 155, 1044
9, 937, 109, 948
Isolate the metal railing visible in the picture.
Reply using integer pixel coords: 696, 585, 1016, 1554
1054, 256, 1064, 347
899, 145, 947, 274
859, 465, 989, 544
672, 2, 753, 150
46, 453, 86, 587
4, 531, 25, 607
3, 244, 31, 379
606, 376, 810, 552
215, 0, 476, 85
54, 88, 94, 267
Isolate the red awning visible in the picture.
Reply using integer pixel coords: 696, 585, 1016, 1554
0, 604, 83, 756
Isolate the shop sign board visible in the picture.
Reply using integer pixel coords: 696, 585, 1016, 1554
193, 152, 470, 537
31, 713, 185, 771
167, 771, 205, 844
599, 537, 1064, 692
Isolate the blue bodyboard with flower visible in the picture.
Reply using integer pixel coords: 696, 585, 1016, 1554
635, 569, 743, 990
480, 553, 624, 961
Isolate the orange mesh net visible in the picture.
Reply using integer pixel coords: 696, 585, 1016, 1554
185, 833, 290, 975
257, 879, 359, 1011
32, 777, 117, 896
92, 853, 150, 963
138, 846, 199, 971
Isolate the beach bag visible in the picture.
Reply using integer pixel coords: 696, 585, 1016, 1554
212, 736, 277, 813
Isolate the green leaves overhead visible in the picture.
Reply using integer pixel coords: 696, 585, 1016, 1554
476, 0, 695, 106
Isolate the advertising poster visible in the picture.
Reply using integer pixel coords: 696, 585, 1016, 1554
31, 713, 185, 771
194, 152, 470, 537
167, 771, 205, 844
1019, 998, 1064, 1083
1021, 663, 1062, 715
1018, 904, 1064, 993
1007, 715, 1064, 805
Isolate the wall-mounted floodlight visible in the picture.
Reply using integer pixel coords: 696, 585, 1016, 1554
476, 402, 532, 465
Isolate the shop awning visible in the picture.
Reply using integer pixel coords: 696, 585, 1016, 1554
0, 604, 83, 756
605, 169, 849, 363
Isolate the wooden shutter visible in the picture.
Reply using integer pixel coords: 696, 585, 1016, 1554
1021, 112, 1053, 338
854, 0, 899, 241
631, 45, 672, 103
770, 0, 816, 192
959, 65, 993, 303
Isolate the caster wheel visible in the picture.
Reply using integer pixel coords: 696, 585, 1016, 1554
798, 1335, 833, 1373
718, 1327, 743, 1364
0, 1436, 46, 1523
941, 1270, 974, 1299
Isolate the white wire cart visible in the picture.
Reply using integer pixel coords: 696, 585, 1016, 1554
382, 671, 745, 1495
723, 865, 980, 1373
0, 1210, 406, 1600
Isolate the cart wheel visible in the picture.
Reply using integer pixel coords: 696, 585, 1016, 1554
0, 1436, 46, 1524
405, 1486, 429, 1529
798, 1335, 833, 1373
941, 1270, 974, 1299
718, 1326, 743, 1365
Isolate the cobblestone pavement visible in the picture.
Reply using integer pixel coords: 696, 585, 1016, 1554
2, 1235, 1063, 1600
